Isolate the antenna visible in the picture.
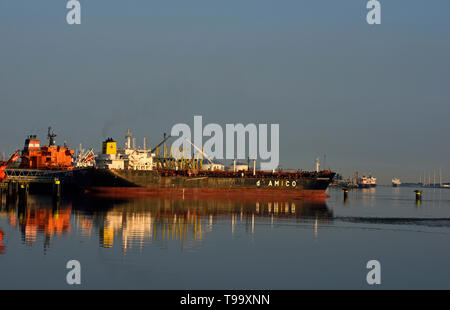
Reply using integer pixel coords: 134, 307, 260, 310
47, 126, 57, 146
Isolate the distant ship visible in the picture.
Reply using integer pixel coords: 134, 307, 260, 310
392, 178, 401, 187
358, 175, 376, 188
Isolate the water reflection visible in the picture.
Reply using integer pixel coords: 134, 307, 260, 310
0, 229, 5, 255
0, 195, 332, 253
360, 188, 376, 194
0, 196, 71, 253
75, 197, 332, 252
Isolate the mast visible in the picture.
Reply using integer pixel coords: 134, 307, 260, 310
47, 126, 57, 146
125, 128, 132, 149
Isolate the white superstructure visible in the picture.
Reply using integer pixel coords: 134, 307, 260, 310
95, 131, 155, 170
359, 175, 377, 188
392, 178, 401, 187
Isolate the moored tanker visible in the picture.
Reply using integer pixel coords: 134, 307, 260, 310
73, 130, 335, 199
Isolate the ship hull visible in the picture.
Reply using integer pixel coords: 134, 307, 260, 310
73, 168, 335, 199
86, 187, 330, 200
358, 184, 377, 188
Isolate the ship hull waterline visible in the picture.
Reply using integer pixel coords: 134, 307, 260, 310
85, 187, 330, 201
74, 168, 335, 201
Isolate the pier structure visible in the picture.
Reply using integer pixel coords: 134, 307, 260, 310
0, 169, 73, 206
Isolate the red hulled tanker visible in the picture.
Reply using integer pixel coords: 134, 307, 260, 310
73, 133, 335, 200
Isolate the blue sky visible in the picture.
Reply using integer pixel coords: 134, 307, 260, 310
1, 0, 449, 183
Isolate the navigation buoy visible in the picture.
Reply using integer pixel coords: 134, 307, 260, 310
414, 190, 422, 201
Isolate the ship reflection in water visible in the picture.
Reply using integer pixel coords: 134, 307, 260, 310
0, 195, 332, 253
92, 198, 332, 252
0, 198, 72, 251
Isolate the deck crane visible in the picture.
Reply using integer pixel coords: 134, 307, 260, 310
0, 150, 21, 182
150, 133, 172, 154
184, 138, 214, 165
73, 148, 96, 167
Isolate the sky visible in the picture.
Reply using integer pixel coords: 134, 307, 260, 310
0, 0, 449, 184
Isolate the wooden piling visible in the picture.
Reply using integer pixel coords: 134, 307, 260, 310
7, 181, 14, 196
7, 181, 18, 204
343, 187, 349, 203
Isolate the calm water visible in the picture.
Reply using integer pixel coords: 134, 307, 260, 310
1, 186, 450, 289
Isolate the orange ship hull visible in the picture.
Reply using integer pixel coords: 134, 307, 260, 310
19, 134, 74, 170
